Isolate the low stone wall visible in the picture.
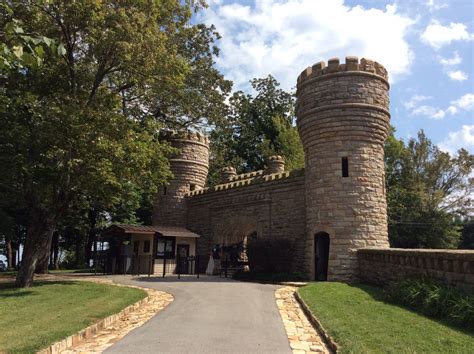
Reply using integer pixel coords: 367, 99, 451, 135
358, 248, 474, 292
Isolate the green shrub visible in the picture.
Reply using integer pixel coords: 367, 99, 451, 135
233, 270, 309, 282
385, 276, 474, 329
246, 237, 296, 273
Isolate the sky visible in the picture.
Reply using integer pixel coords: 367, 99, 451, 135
196, 0, 474, 154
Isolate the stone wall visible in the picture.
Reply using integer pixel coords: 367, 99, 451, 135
358, 248, 474, 292
296, 57, 390, 281
186, 170, 307, 273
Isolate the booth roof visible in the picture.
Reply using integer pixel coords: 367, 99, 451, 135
106, 224, 200, 238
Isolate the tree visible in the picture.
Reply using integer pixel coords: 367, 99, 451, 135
262, 115, 304, 172
1, 0, 228, 287
208, 75, 302, 185
385, 129, 473, 248
0, 1, 57, 70
459, 221, 474, 249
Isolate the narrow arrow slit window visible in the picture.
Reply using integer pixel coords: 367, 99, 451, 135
342, 157, 349, 177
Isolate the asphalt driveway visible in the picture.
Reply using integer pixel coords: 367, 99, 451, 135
105, 275, 291, 354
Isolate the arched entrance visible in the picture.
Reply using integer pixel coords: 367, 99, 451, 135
213, 216, 259, 272
314, 232, 330, 281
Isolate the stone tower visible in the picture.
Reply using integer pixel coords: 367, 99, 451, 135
296, 56, 390, 281
152, 130, 209, 226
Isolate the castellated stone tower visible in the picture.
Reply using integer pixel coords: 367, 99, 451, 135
296, 57, 391, 281
152, 130, 209, 227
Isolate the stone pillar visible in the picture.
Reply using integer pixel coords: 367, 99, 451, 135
220, 167, 237, 183
296, 56, 390, 281
152, 130, 209, 227
265, 155, 285, 175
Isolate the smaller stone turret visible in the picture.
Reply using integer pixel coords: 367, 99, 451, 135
221, 167, 237, 183
265, 156, 285, 175
152, 130, 209, 226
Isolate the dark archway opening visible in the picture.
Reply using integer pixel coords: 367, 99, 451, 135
221, 231, 257, 270
315, 232, 330, 281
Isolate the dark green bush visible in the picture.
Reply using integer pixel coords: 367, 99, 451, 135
246, 237, 296, 273
233, 270, 309, 283
385, 276, 474, 329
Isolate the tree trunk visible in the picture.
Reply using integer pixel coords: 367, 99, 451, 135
6, 239, 13, 269
84, 209, 97, 268
16, 215, 55, 288
49, 241, 53, 268
12, 248, 17, 268
84, 231, 96, 268
35, 228, 55, 274
52, 232, 59, 270
93, 239, 97, 267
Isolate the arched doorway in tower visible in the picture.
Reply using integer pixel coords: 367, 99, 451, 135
314, 232, 330, 281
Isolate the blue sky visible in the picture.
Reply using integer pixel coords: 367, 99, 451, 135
197, 0, 474, 154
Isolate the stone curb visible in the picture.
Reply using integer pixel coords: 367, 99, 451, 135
36, 282, 167, 354
278, 282, 308, 287
234, 279, 308, 287
294, 291, 339, 353
276, 287, 330, 354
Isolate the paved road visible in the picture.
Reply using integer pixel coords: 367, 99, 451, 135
105, 275, 291, 354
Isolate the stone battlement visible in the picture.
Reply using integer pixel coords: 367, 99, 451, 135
159, 129, 209, 146
186, 169, 304, 197
297, 56, 389, 88
268, 155, 284, 162
230, 170, 264, 182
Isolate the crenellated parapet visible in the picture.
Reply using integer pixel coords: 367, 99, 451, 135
230, 170, 264, 182
186, 169, 305, 197
297, 56, 390, 147
297, 56, 389, 87
159, 129, 210, 146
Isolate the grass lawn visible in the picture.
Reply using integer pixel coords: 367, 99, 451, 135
299, 282, 474, 354
0, 269, 96, 277
0, 281, 146, 353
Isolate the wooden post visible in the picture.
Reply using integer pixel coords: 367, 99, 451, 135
148, 255, 152, 278
196, 256, 200, 279
163, 255, 166, 278
177, 254, 181, 279
225, 255, 228, 278
137, 255, 141, 276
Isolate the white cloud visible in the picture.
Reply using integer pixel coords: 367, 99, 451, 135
420, 21, 473, 49
404, 94, 432, 110
438, 125, 474, 154
449, 93, 474, 111
440, 51, 462, 66
425, 0, 448, 11
438, 52, 467, 81
407, 93, 474, 119
448, 70, 468, 82
198, 0, 415, 90
412, 105, 446, 119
